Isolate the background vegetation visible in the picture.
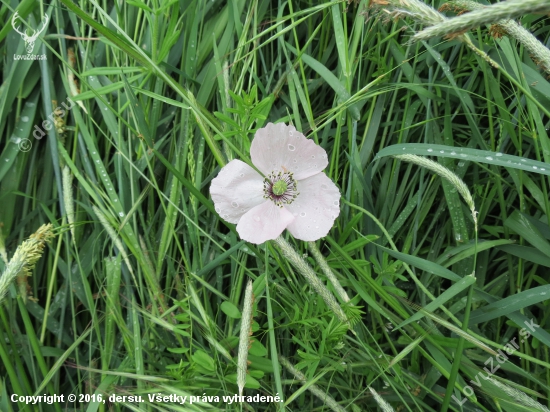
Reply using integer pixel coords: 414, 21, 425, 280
1, 0, 550, 411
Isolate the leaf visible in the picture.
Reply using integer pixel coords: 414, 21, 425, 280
505, 211, 550, 258
373, 244, 461, 282
469, 286, 550, 324
220, 301, 241, 319
396, 275, 476, 330
192, 350, 215, 372
285, 43, 360, 120
375, 144, 550, 177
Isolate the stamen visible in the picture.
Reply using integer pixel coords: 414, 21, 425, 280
264, 171, 299, 207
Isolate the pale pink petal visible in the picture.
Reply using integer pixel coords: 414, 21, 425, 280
251, 122, 328, 180
210, 160, 265, 224
285, 172, 340, 241
237, 201, 294, 244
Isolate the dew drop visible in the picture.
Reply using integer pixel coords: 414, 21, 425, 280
460, 154, 467, 158
254, 216, 260, 221
440, 150, 444, 153
223, 214, 229, 219
496, 153, 503, 157
311, 155, 315, 159
231, 201, 239, 208
533, 166, 538, 170
486, 156, 493, 161
118, 212, 124, 217
402, 147, 406, 150
289, 131, 293, 136
541, 168, 546, 171
300, 212, 306, 217
427, 148, 433, 152
521, 158, 527, 162
451, 151, 457, 155
240, 173, 244, 177
288, 144, 295, 151
293, 159, 297, 163
21, 116, 29, 122
333, 201, 338, 206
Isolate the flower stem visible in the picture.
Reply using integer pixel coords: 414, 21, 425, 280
273, 236, 350, 327
307, 241, 350, 303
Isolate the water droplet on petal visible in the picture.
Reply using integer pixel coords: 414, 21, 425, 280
300, 212, 306, 217
311, 155, 315, 159
333, 201, 338, 206
288, 144, 295, 151
240, 173, 244, 177
231, 201, 239, 208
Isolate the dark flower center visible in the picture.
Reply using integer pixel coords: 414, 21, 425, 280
264, 171, 299, 207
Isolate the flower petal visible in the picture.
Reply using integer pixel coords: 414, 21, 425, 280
210, 160, 265, 224
285, 172, 340, 241
251, 122, 328, 180
237, 201, 294, 244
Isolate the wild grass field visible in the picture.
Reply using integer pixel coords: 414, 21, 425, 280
1, 0, 550, 411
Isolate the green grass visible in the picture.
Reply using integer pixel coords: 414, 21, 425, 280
1, 0, 550, 411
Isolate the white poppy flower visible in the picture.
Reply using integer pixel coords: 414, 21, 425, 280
210, 122, 341, 244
